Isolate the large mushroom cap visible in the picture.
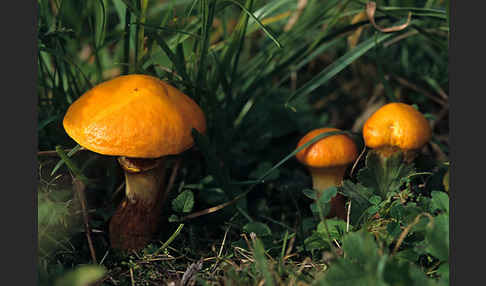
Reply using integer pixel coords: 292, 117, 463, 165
362, 103, 431, 150
296, 128, 358, 168
63, 74, 206, 158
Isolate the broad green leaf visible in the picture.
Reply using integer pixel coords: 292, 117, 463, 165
430, 191, 449, 213
318, 186, 338, 204
55, 265, 106, 286
317, 218, 351, 242
302, 188, 318, 200
357, 151, 415, 198
341, 180, 373, 206
369, 195, 382, 205
386, 221, 401, 238
425, 213, 449, 262
390, 203, 405, 220
342, 230, 379, 263
172, 190, 195, 214
310, 187, 337, 218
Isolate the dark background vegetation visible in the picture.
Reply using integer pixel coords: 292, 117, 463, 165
37, 0, 449, 285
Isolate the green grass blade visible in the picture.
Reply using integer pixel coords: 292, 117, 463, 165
253, 236, 275, 286
222, 0, 281, 49
286, 32, 394, 105
53, 146, 93, 186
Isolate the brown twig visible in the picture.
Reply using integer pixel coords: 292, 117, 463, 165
161, 158, 182, 207
392, 213, 433, 255
73, 177, 98, 264
180, 190, 249, 221
350, 146, 366, 177
346, 200, 351, 232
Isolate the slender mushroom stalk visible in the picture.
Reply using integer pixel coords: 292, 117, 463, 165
109, 157, 167, 250
296, 128, 358, 220
62, 74, 206, 251
362, 103, 431, 162
308, 166, 348, 193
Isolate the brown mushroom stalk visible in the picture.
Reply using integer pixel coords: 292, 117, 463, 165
296, 128, 358, 220
307, 166, 349, 219
109, 157, 167, 250
308, 166, 348, 193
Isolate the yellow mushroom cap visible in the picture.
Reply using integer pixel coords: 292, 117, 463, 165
296, 128, 358, 168
362, 103, 431, 150
63, 74, 206, 158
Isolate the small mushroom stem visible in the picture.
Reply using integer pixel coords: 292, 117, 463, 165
374, 146, 417, 163
308, 166, 348, 220
109, 157, 168, 250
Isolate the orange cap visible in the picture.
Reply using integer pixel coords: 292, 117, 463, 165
362, 103, 431, 150
63, 74, 206, 158
296, 128, 358, 168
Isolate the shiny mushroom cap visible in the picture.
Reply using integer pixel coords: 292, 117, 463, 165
362, 103, 431, 150
296, 128, 358, 168
63, 74, 206, 158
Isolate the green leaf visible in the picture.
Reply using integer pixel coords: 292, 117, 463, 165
394, 248, 420, 263
243, 222, 272, 237
342, 230, 380, 263
341, 180, 373, 206
252, 236, 275, 286
303, 231, 329, 252
436, 263, 449, 285
318, 186, 338, 204
172, 190, 195, 214
54, 265, 106, 286
310, 187, 337, 218
425, 213, 449, 262
357, 151, 415, 198
366, 205, 380, 215
317, 230, 386, 286
430, 191, 449, 214
302, 188, 317, 200
168, 214, 180, 223
317, 218, 351, 242
369, 195, 382, 205
386, 221, 401, 239
390, 203, 405, 220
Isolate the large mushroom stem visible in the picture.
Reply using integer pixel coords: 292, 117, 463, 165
308, 165, 348, 220
109, 157, 168, 250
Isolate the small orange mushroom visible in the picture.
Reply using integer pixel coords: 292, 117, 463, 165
63, 74, 206, 250
362, 103, 431, 160
296, 128, 358, 220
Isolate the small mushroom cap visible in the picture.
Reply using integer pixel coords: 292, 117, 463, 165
63, 74, 206, 158
296, 128, 358, 168
362, 103, 431, 150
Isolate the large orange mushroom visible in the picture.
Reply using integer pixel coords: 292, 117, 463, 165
296, 128, 358, 220
63, 74, 206, 250
362, 102, 431, 160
